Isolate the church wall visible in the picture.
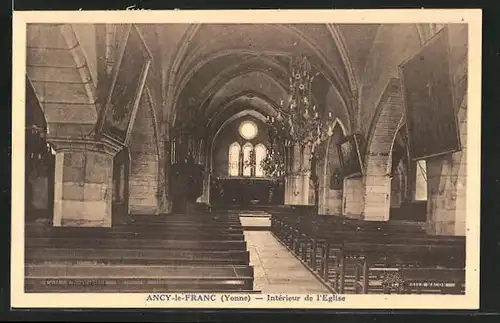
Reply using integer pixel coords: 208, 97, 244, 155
357, 24, 468, 234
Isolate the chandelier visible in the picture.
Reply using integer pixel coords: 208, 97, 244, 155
263, 55, 336, 178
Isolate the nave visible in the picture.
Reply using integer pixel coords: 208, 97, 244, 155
22, 22, 470, 296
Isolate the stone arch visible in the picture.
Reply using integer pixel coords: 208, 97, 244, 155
318, 118, 347, 215
127, 88, 161, 215
357, 24, 422, 136
206, 71, 287, 115
174, 24, 353, 106
363, 78, 404, 221
198, 55, 289, 103
26, 24, 97, 140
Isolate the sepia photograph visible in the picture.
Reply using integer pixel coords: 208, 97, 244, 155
11, 9, 481, 309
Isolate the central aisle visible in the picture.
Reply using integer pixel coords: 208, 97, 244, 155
244, 231, 330, 294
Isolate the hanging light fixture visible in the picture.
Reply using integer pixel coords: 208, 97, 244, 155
261, 54, 336, 214
265, 55, 335, 158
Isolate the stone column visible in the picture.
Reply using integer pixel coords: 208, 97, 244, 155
343, 176, 365, 219
426, 151, 466, 236
324, 188, 343, 215
50, 138, 122, 227
426, 95, 467, 236
363, 174, 391, 221
302, 145, 313, 205
284, 144, 310, 205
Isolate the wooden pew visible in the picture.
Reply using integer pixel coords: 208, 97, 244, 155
269, 213, 465, 295
25, 227, 246, 241
26, 237, 248, 251
26, 247, 250, 266
338, 240, 465, 294
25, 264, 254, 292
25, 209, 256, 293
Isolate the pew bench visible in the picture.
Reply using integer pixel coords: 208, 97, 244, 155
25, 228, 246, 241
25, 264, 255, 292
26, 237, 248, 251
270, 213, 465, 295
26, 247, 251, 266
336, 241, 465, 294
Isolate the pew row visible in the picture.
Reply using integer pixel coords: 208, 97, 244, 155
270, 212, 466, 295
25, 211, 255, 293
25, 264, 254, 292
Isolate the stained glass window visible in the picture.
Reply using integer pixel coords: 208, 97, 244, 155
242, 143, 253, 177
228, 142, 241, 176
254, 144, 266, 177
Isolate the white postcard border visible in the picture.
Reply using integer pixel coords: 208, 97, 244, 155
11, 9, 482, 309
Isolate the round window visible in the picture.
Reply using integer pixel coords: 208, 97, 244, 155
239, 120, 258, 140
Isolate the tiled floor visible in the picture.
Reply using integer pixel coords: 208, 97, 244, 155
244, 231, 330, 293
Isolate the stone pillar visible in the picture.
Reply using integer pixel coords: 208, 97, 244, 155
324, 189, 343, 215
318, 160, 327, 214
284, 175, 304, 205
426, 95, 467, 236
363, 174, 391, 221
426, 151, 466, 236
284, 144, 310, 206
343, 176, 365, 218
50, 138, 121, 227
302, 145, 313, 205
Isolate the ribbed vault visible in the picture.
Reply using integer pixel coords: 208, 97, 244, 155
170, 23, 362, 139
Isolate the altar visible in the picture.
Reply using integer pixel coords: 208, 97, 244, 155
210, 177, 284, 208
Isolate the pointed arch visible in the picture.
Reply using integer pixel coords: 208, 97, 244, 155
319, 118, 347, 215
321, 117, 348, 188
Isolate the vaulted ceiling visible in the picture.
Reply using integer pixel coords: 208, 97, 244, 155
162, 23, 381, 137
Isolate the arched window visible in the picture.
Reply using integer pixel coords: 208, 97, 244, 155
415, 160, 427, 200
228, 142, 241, 177
254, 144, 266, 177
242, 143, 253, 177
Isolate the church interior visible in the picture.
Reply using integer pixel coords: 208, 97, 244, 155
24, 23, 468, 294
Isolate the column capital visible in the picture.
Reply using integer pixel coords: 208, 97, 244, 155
47, 135, 124, 156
